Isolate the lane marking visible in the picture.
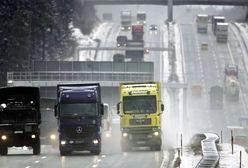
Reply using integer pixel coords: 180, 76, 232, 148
227, 42, 235, 64
25, 166, 31, 168
41, 156, 47, 159
92, 164, 98, 168
34, 161, 39, 164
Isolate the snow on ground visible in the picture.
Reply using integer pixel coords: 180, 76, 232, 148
71, 23, 114, 61
219, 143, 248, 168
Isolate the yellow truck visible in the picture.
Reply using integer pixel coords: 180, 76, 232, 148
117, 82, 164, 151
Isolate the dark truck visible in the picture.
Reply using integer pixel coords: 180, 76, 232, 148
210, 85, 223, 109
126, 40, 144, 62
117, 35, 127, 47
55, 83, 104, 155
0, 87, 41, 155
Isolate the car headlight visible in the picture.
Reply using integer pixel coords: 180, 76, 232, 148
31, 134, 36, 139
1, 135, 7, 140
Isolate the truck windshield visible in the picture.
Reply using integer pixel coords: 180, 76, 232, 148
60, 103, 97, 117
0, 101, 38, 124
123, 96, 156, 114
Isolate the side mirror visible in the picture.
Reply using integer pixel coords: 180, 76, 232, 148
100, 104, 104, 115
161, 104, 164, 112
54, 104, 58, 118
117, 102, 121, 115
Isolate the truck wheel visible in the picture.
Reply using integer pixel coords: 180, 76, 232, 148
151, 144, 161, 151
60, 150, 71, 156
0, 146, 8, 155
33, 139, 41, 155
91, 149, 100, 155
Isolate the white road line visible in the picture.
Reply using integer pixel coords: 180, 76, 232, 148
34, 160, 39, 164
41, 156, 47, 159
25, 166, 31, 168
227, 42, 235, 64
92, 164, 98, 168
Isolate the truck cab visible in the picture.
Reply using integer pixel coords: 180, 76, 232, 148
117, 35, 127, 47
0, 87, 41, 155
117, 82, 164, 151
55, 83, 104, 155
121, 11, 132, 31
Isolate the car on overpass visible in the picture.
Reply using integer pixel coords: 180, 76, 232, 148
149, 24, 158, 31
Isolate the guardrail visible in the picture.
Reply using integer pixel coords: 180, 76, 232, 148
7, 71, 153, 83
196, 133, 220, 168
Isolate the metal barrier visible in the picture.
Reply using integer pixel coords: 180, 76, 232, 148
196, 133, 220, 168
7, 71, 153, 83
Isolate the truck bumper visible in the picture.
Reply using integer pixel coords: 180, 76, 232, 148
0, 133, 40, 147
59, 137, 101, 152
121, 129, 161, 147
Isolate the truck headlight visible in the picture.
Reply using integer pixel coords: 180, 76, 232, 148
61, 141, 66, 145
153, 132, 159, 136
122, 132, 128, 137
93, 139, 99, 144
1, 135, 7, 140
31, 134, 36, 139
50, 134, 56, 140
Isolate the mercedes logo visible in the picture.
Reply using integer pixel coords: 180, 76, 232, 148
76, 126, 83, 134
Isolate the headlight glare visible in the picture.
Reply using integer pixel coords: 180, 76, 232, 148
50, 134, 56, 140
93, 139, 99, 144
1, 135, 7, 140
61, 141, 66, 145
153, 132, 159, 136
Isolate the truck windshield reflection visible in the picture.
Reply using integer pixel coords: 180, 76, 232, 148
60, 103, 97, 116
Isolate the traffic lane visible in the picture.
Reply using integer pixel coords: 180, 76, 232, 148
145, 24, 162, 81
180, 24, 203, 84
0, 146, 100, 168
100, 122, 163, 168
1, 123, 163, 168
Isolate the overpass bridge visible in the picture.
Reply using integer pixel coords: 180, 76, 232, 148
7, 61, 154, 100
84, 0, 248, 6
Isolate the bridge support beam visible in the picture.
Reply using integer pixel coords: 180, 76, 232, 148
168, 0, 173, 22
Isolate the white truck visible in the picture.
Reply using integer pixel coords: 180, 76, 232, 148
212, 16, 225, 35
136, 11, 146, 25
196, 14, 208, 33
121, 11, 132, 31
216, 22, 228, 43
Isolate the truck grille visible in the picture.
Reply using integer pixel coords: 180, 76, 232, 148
62, 125, 96, 138
129, 118, 151, 125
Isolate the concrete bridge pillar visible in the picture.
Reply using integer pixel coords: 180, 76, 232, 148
168, 0, 173, 22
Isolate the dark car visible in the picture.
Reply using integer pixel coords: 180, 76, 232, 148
149, 24, 158, 31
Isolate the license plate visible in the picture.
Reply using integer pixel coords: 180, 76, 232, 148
14, 131, 23, 134
136, 141, 145, 144
75, 140, 84, 144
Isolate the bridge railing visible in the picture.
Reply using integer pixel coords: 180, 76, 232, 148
7, 71, 153, 83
